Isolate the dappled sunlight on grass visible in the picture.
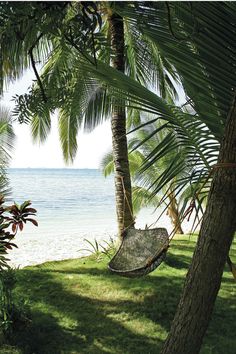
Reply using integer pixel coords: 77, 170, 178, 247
1, 235, 235, 354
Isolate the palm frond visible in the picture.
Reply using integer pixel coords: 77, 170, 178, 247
116, 2, 236, 139
132, 185, 161, 215
0, 106, 15, 196
30, 110, 51, 143
58, 108, 79, 164
100, 151, 114, 177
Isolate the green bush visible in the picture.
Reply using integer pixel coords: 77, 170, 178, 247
0, 197, 37, 336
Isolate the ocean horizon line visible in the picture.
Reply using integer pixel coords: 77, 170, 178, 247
8, 167, 102, 170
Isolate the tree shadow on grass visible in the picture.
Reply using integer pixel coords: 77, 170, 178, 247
163, 253, 192, 269
169, 244, 195, 254
39, 247, 193, 274
11, 269, 179, 354
202, 293, 236, 354
9, 249, 236, 354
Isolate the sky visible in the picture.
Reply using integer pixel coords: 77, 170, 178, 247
2, 70, 112, 169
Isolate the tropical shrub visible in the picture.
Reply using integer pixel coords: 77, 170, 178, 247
0, 197, 37, 335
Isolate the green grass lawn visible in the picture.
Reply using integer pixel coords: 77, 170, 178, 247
1, 235, 235, 354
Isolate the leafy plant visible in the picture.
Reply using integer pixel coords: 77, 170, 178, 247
99, 237, 116, 260
0, 268, 31, 338
0, 268, 16, 333
0, 197, 38, 270
79, 237, 116, 261
0, 197, 37, 335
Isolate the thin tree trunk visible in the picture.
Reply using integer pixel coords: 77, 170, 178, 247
108, 13, 134, 238
167, 191, 184, 234
161, 95, 236, 354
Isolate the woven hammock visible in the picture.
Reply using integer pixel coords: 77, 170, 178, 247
108, 227, 169, 277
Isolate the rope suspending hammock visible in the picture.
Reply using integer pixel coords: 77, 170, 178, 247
109, 163, 236, 278
109, 175, 170, 277
108, 227, 169, 277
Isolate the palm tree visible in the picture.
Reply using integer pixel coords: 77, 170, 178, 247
119, 4, 236, 353
43, 2, 234, 352
6, 2, 179, 238
101, 116, 189, 234
101, 103, 220, 237
105, 8, 178, 236
107, 11, 133, 236
77, 3, 236, 353
0, 106, 15, 195
102, 152, 186, 235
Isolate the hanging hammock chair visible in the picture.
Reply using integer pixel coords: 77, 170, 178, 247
108, 227, 169, 277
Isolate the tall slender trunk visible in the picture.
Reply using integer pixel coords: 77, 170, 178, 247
108, 13, 134, 238
161, 95, 236, 354
167, 190, 184, 234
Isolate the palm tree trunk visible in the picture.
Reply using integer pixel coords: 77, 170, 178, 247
161, 95, 236, 354
167, 190, 184, 234
108, 13, 134, 238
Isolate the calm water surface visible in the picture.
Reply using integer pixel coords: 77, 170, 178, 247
8, 168, 117, 236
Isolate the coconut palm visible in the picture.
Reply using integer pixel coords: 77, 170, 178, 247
41, 2, 234, 352
101, 108, 219, 235
7, 2, 179, 238
78, 3, 236, 353
101, 118, 186, 234
102, 149, 186, 234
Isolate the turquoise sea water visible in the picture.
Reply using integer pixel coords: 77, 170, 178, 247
8, 168, 117, 235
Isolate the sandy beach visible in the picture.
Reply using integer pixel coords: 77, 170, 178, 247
8, 230, 116, 268
7, 169, 197, 269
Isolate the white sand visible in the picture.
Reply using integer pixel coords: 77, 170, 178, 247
8, 231, 116, 268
